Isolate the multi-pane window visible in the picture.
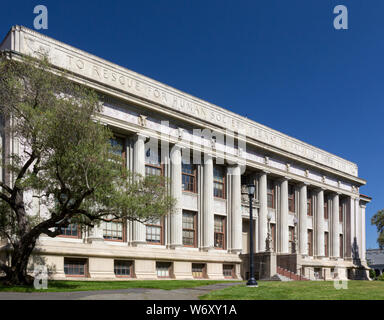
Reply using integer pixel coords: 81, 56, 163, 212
64, 258, 87, 276
182, 162, 197, 193
182, 211, 197, 247
288, 185, 295, 213
324, 198, 328, 219
156, 262, 172, 278
223, 264, 235, 279
145, 147, 163, 176
146, 218, 163, 244
109, 137, 126, 168
307, 194, 312, 216
213, 166, 226, 198
57, 224, 80, 238
267, 180, 275, 209
102, 221, 124, 241
214, 215, 226, 249
288, 226, 295, 253
339, 234, 344, 258
339, 200, 343, 222
324, 232, 329, 257
307, 230, 313, 256
114, 260, 133, 277
192, 263, 206, 278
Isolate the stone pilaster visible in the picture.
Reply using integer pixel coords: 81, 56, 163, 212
169, 144, 183, 248
360, 202, 367, 262
299, 183, 308, 255
279, 178, 289, 253
316, 189, 325, 257
228, 165, 242, 253
132, 133, 147, 246
331, 193, 340, 258
258, 171, 268, 252
202, 154, 214, 250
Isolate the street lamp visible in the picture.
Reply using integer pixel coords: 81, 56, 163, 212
247, 184, 258, 287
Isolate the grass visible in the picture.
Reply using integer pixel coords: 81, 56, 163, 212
0, 280, 234, 293
199, 280, 384, 300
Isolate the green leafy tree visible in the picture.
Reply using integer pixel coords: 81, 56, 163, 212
371, 209, 384, 249
0, 53, 174, 286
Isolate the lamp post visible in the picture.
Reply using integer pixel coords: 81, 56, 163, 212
266, 211, 273, 252
247, 184, 258, 287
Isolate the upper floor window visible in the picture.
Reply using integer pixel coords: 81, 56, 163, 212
182, 211, 197, 247
145, 147, 163, 176
146, 218, 163, 244
110, 137, 126, 168
267, 180, 275, 209
102, 221, 125, 242
324, 198, 328, 219
214, 215, 226, 249
307, 194, 312, 216
339, 234, 344, 258
307, 230, 313, 256
288, 226, 295, 253
213, 166, 226, 199
288, 185, 295, 213
182, 161, 197, 193
57, 224, 81, 238
324, 232, 329, 257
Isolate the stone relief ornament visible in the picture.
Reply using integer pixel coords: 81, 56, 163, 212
138, 115, 147, 127
322, 176, 326, 183
286, 163, 291, 172
305, 169, 309, 178
211, 137, 216, 150
264, 156, 269, 165
178, 128, 184, 141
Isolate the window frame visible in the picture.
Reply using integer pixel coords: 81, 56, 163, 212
102, 220, 126, 242
214, 215, 226, 250
182, 162, 197, 193
182, 211, 197, 247
64, 258, 88, 277
288, 185, 295, 213
114, 260, 134, 278
339, 234, 344, 258
324, 198, 328, 220
223, 264, 236, 279
267, 180, 275, 209
156, 261, 173, 278
339, 200, 343, 222
324, 232, 329, 257
192, 263, 207, 279
57, 224, 82, 239
288, 226, 295, 253
213, 166, 226, 199
307, 195, 312, 216
145, 217, 164, 245
308, 229, 313, 256
110, 136, 126, 169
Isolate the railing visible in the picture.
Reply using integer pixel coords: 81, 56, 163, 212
276, 266, 309, 281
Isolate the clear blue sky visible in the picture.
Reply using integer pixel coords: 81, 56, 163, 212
1, 1, 383, 248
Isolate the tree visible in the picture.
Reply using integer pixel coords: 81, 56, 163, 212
0, 52, 174, 286
371, 209, 384, 249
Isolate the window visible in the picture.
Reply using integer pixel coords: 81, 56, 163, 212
307, 194, 312, 216
324, 198, 328, 219
110, 137, 126, 169
114, 260, 133, 277
324, 232, 329, 257
339, 200, 343, 222
102, 221, 125, 241
64, 258, 87, 276
267, 180, 275, 209
288, 185, 295, 212
192, 263, 206, 278
340, 234, 344, 258
214, 215, 226, 249
288, 226, 295, 253
223, 264, 235, 279
182, 211, 197, 247
213, 166, 225, 198
146, 218, 163, 244
271, 223, 276, 252
145, 147, 163, 176
156, 262, 172, 278
308, 230, 313, 256
182, 162, 197, 193
57, 224, 81, 238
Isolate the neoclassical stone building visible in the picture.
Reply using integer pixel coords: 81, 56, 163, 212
0, 26, 371, 281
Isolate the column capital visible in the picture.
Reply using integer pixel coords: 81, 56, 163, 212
136, 132, 148, 141
299, 181, 310, 187
277, 176, 290, 183
258, 169, 270, 176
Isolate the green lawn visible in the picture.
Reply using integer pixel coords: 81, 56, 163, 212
0, 280, 233, 293
199, 280, 384, 300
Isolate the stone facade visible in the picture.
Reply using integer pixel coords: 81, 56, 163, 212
0, 26, 371, 281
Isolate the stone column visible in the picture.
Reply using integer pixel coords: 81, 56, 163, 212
202, 154, 214, 250
355, 197, 362, 260
132, 133, 147, 246
316, 189, 325, 257
331, 193, 340, 258
279, 178, 289, 253
360, 203, 367, 262
299, 183, 308, 255
258, 171, 268, 252
228, 165, 242, 253
169, 144, 183, 248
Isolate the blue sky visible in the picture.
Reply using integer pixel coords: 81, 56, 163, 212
1, 1, 383, 248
